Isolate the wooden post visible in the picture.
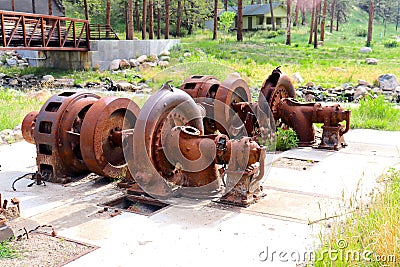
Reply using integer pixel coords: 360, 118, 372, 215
48, 0, 52, 15
32, 0, 36, 13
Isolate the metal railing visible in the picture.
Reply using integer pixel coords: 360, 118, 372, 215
89, 24, 119, 40
0, 10, 90, 51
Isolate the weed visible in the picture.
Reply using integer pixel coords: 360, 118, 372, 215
275, 127, 298, 151
0, 240, 17, 259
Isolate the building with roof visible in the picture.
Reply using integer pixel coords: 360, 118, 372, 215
0, 0, 65, 17
206, 3, 287, 31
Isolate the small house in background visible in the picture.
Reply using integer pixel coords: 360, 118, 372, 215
0, 0, 65, 17
207, 3, 287, 31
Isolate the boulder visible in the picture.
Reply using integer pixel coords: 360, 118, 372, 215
183, 52, 192, 57
365, 58, 378, 65
136, 55, 148, 63
114, 82, 135, 91
41, 75, 55, 84
305, 82, 315, 88
354, 86, 369, 100
142, 62, 157, 68
378, 74, 399, 91
8, 79, 18, 86
6, 58, 17, 67
148, 54, 158, 62
129, 59, 140, 67
304, 94, 315, 102
109, 59, 121, 71
119, 59, 131, 69
159, 50, 170, 57
360, 47, 373, 53
159, 56, 171, 62
358, 79, 372, 87
292, 73, 304, 84
158, 61, 169, 68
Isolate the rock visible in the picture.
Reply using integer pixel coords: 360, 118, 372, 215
159, 50, 170, 57
183, 52, 192, 57
114, 82, 135, 91
344, 89, 355, 96
371, 87, 381, 94
136, 55, 148, 63
109, 59, 121, 71
142, 62, 157, 68
159, 56, 171, 62
334, 86, 343, 93
41, 75, 55, 84
21, 74, 35, 79
365, 58, 378, 65
305, 82, 315, 88
295, 91, 303, 98
158, 61, 169, 68
0, 73, 6, 79
360, 47, 373, 53
317, 41, 324, 46
148, 54, 158, 62
129, 59, 140, 67
119, 59, 131, 69
18, 63, 29, 68
378, 74, 399, 91
6, 58, 17, 66
396, 86, 400, 93
292, 73, 304, 84
354, 86, 369, 100
53, 78, 74, 87
17, 60, 24, 64
342, 83, 353, 90
304, 94, 315, 102
29, 89, 52, 102
358, 79, 372, 87
9, 79, 18, 86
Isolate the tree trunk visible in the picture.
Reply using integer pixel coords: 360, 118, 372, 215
176, 0, 182, 37
11, 0, 15, 11
314, 1, 320, 48
149, 0, 154, 39
165, 0, 170, 39
366, 0, 374, 46
106, 0, 111, 38
301, 0, 306, 25
224, 0, 228, 11
309, 0, 315, 44
213, 0, 218, 40
336, 8, 340, 31
396, 0, 400, 31
126, 0, 134, 39
48, 0, 52, 15
320, 0, 327, 42
269, 0, 276, 30
330, 0, 337, 33
237, 0, 243, 41
142, 0, 147, 40
286, 0, 291, 45
32, 0, 36, 13
135, 0, 140, 33
157, 1, 161, 39
294, 0, 301, 26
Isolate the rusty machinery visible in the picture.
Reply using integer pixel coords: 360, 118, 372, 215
21, 67, 351, 207
21, 91, 140, 183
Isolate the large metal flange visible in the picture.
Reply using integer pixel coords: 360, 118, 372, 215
80, 97, 140, 178
269, 75, 296, 121
22, 111, 39, 144
214, 74, 251, 136
180, 75, 221, 99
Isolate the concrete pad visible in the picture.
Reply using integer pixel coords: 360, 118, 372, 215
0, 129, 399, 266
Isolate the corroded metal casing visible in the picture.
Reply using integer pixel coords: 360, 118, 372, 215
22, 111, 39, 144
33, 92, 100, 182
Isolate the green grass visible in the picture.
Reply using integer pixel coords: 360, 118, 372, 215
350, 96, 400, 131
0, 240, 17, 259
314, 169, 400, 266
0, 88, 44, 131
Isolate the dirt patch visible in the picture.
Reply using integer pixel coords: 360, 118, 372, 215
273, 157, 318, 171
0, 232, 97, 267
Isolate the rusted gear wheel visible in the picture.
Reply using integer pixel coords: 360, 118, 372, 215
34, 92, 101, 180
80, 97, 140, 178
22, 111, 39, 144
269, 75, 296, 121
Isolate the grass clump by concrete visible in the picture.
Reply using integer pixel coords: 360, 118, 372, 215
0, 88, 44, 131
0, 240, 17, 259
314, 169, 400, 266
351, 95, 400, 131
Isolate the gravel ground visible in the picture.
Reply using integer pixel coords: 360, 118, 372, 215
0, 232, 96, 267
273, 157, 318, 171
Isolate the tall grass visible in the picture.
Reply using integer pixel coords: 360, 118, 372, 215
0, 88, 44, 131
314, 169, 400, 266
351, 96, 400, 131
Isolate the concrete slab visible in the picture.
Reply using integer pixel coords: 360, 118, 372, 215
0, 129, 399, 266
